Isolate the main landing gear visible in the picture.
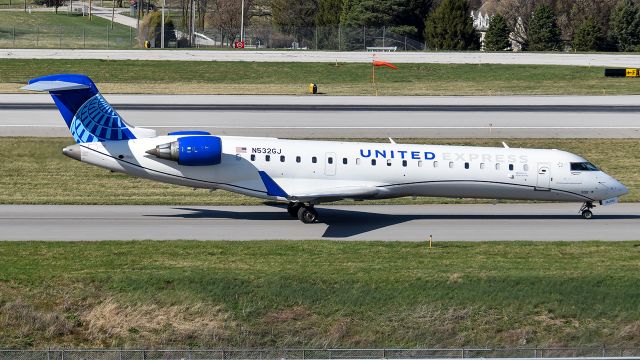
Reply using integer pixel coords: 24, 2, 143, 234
579, 201, 595, 219
287, 202, 318, 224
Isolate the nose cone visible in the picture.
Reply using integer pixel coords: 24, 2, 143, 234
614, 180, 629, 197
62, 144, 82, 161
603, 173, 629, 198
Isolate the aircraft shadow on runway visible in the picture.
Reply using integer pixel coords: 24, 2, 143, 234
145, 206, 640, 239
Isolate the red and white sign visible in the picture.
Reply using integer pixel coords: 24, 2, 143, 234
234, 41, 245, 49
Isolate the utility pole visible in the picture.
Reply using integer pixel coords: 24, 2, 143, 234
240, 0, 244, 43
161, 0, 165, 48
88, 0, 92, 20
111, 0, 115, 28
191, 0, 195, 46
136, 0, 140, 32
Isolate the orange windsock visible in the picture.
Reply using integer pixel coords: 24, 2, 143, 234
372, 60, 398, 70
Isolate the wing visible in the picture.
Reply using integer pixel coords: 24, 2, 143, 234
288, 185, 380, 203
258, 172, 381, 203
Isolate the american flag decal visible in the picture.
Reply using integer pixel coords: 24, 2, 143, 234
236, 147, 247, 153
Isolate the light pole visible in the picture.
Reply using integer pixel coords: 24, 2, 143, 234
240, 0, 244, 43
161, 0, 165, 48
191, 0, 195, 46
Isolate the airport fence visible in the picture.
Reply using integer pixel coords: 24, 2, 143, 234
2, 347, 640, 360
0, 22, 426, 50
0, 24, 136, 49
194, 26, 426, 51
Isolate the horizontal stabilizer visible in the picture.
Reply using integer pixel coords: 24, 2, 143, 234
23, 74, 156, 143
22, 81, 90, 92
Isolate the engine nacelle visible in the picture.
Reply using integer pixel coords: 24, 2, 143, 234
146, 136, 222, 166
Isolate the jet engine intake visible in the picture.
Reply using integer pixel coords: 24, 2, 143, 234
146, 135, 222, 166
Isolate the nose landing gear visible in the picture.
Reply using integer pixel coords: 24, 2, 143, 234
579, 202, 595, 219
287, 202, 318, 223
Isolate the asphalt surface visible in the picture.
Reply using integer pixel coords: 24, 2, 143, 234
4, 49, 640, 66
1, 204, 638, 241
2, 94, 640, 138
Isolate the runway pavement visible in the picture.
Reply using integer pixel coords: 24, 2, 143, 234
4, 49, 640, 66
2, 94, 640, 138
1, 204, 638, 241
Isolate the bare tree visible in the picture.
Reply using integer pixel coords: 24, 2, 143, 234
560, 0, 617, 40
207, 0, 254, 45
496, 0, 538, 47
494, 0, 617, 46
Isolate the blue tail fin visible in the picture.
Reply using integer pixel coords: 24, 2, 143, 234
23, 74, 155, 143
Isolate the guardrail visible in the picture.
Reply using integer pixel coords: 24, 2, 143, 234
2, 348, 640, 360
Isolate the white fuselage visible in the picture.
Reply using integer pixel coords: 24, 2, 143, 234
70, 135, 628, 204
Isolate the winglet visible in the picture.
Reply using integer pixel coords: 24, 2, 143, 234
258, 171, 289, 198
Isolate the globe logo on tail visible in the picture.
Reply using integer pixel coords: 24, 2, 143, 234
69, 94, 137, 143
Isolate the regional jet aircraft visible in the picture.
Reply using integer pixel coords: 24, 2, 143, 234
23, 74, 628, 222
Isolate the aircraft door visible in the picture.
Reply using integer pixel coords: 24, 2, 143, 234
536, 163, 551, 190
325, 152, 336, 176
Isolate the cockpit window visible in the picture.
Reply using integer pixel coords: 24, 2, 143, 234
570, 162, 599, 171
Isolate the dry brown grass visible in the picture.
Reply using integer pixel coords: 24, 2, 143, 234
0, 299, 74, 339
83, 299, 233, 347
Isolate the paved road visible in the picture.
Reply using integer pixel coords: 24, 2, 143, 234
4, 49, 640, 66
2, 94, 640, 138
1, 204, 638, 241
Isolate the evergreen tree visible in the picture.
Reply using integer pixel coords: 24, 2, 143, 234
316, 0, 343, 26
484, 13, 511, 51
527, 4, 562, 51
573, 18, 605, 51
271, 0, 319, 35
140, 11, 177, 48
339, 0, 433, 42
424, 0, 479, 50
610, 0, 640, 51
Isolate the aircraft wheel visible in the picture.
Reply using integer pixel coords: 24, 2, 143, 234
287, 202, 301, 217
581, 210, 593, 220
297, 206, 318, 224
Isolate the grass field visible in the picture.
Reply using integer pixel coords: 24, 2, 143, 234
0, 137, 637, 205
3, 59, 640, 95
1, 240, 640, 348
0, 12, 134, 48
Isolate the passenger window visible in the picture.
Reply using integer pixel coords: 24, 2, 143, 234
312, 157, 317, 163
328, 157, 333, 164
265, 155, 270, 162
449, 162, 454, 168
464, 162, 469, 169
371, 159, 376, 166
480, 163, 485, 169
402, 160, 407, 167
296, 156, 301, 163
523, 164, 529, 171
356, 158, 361, 165
343, 158, 348, 165
280, 155, 285, 162
418, 161, 423, 167
433, 161, 438, 168
250, 154, 256, 161
496, 163, 501, 170
509, 164, 514, 171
